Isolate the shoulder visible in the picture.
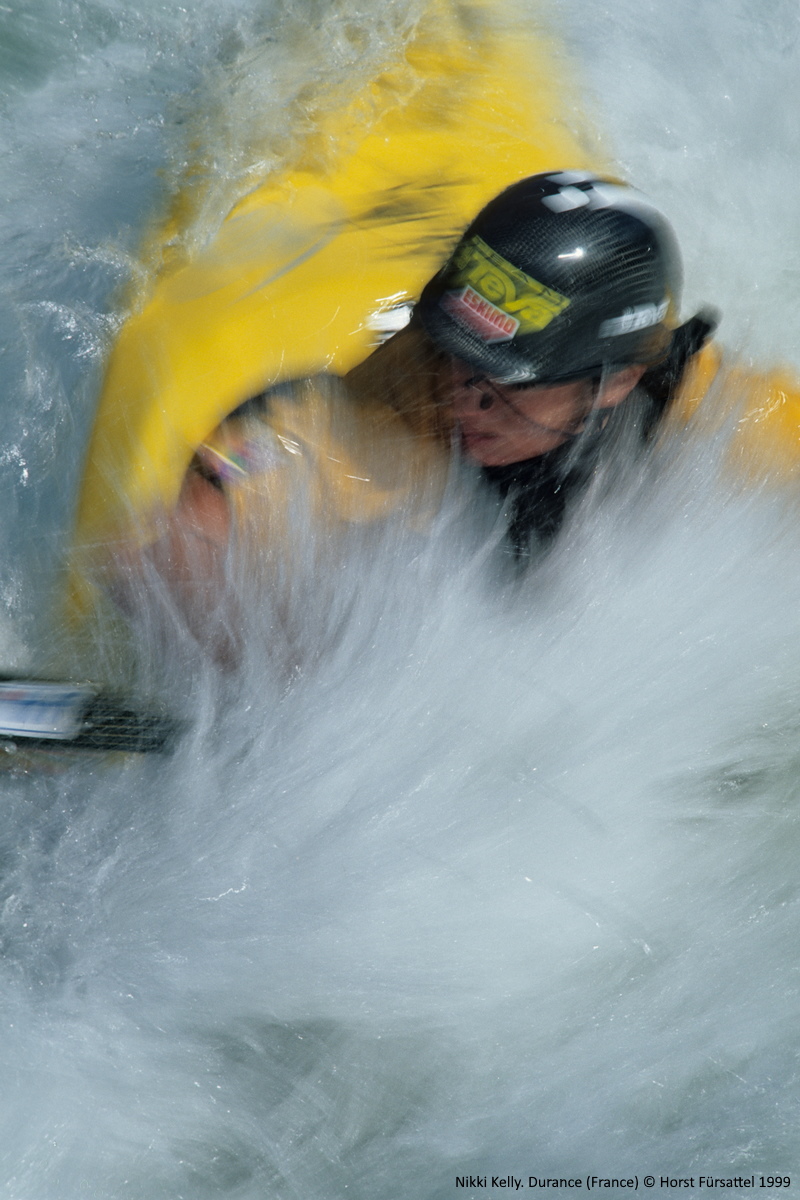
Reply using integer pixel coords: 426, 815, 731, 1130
194, 373, 449, 520
667, 331, 800, 477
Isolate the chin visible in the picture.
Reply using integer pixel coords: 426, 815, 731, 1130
461, 438, 508, 467
469, 447, 518, 468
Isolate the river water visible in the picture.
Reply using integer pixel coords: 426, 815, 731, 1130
1, 1, 800, 1195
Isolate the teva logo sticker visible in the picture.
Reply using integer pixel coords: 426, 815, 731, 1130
441, 235, 570, 341
599, 299, 669, 338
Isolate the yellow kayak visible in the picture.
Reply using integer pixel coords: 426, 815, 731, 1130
68, 0, 800, 640
68, 0, 601, 615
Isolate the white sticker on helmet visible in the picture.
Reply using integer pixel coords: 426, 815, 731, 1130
542, 176, 653, 217
546, 171, 595, 186
599, 300, 669, 338
541, 187, 591, 213
583, 183, 629, 210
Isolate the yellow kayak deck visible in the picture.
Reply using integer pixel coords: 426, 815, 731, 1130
72, 0, 601, 570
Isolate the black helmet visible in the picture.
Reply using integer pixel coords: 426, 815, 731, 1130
417, 171, 683, 385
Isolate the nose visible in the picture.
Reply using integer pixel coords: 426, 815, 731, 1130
451, 376, 497, 414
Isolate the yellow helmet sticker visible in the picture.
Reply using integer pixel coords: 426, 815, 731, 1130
448, 234, 570, 335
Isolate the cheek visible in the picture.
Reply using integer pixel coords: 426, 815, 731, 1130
523, 385, 590, 426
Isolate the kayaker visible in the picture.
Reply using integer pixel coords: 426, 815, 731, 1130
410, 171, 715, 548
117, 172, 716, 651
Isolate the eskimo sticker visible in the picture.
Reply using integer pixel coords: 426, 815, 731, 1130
442, 235, 570, 338
599, 299, 669, 338
441, 286, 520, 343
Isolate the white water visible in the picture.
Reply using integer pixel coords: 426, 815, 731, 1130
2, 2, 800, 1196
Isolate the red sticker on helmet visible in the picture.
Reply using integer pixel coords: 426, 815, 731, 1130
440, 286, 520, 343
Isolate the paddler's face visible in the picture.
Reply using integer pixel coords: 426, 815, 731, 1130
446, 358, 644, 467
